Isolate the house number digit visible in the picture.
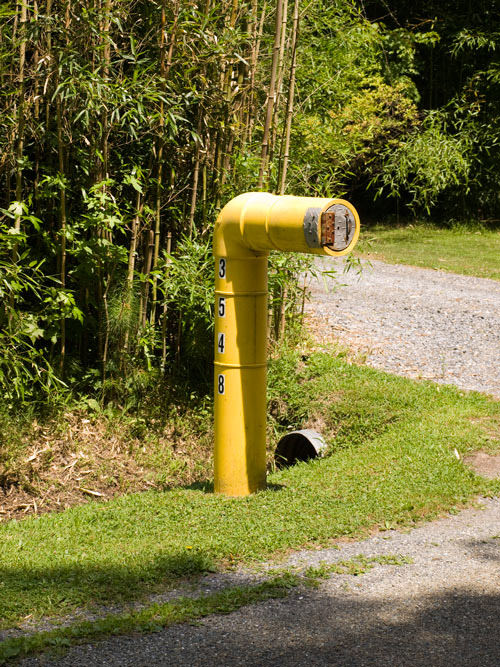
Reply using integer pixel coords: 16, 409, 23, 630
217, 333, 225, 354
218, 297, 226, 317
218, 374, 225, 395
218, 258, 226, 279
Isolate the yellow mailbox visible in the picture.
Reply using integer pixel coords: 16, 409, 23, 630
214, 192, 360, 496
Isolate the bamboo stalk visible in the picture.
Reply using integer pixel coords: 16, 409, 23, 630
56, 94, 67, 373
242, 0, 258, 148
257, 0, 284, 189
141, 229, 155, 329
102, 0, 111, 179
32, 0, 42, 219
217, 0, 239, 204
278, 0, 299, 195
14, 0, 28, 238
165, 0, 180, 79
100, 0, 112, 378
188, 111, 203, 236
268, 0, 288, 190
33, 1, 40, 120
44, 0, 52, 138
150, 0, 168, 324
246, 0, 267, 145
161, 231, 172, 371
123, 189, 143, 355
277, 283, 288, 340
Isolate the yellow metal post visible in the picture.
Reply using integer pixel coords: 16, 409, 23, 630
214, 193, 360, 496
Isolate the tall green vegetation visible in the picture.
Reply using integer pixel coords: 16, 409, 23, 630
0, 0, 498, 405
363, 0, 500, 217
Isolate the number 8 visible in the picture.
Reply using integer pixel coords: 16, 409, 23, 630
218, 374, 225, 395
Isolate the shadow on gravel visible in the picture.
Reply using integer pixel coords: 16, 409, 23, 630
30, 587, 500, 666
462, 537, 500, 562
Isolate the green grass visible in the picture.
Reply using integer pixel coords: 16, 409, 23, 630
356, 222, 500, 280
0, 575, 296, 664
0, 555, 411, 664
0, 352, 499, 629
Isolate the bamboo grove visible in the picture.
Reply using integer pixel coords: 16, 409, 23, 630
1, 0, 499, 402
0, 0, 310, 399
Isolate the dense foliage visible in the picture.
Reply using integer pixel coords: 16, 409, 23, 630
0, 0, 498, 402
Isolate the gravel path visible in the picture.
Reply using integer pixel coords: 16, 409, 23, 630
304, 259, 500, 398
21, 497, 500, 666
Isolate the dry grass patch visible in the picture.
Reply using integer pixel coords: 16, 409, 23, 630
0, 409, 214, 522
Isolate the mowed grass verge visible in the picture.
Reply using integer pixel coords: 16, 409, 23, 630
1, 352, 499, 628
356, 222, 500, 280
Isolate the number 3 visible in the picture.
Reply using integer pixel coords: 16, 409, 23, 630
218, 258, 226, 279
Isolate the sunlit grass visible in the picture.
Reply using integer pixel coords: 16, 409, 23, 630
356, 222, 500, 280
0, 352, 498, 628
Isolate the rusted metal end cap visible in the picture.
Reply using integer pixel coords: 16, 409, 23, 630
321, 204, 356, 251
275, 429, 327, 469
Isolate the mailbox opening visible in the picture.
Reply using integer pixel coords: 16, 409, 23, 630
321, 203, 356, 251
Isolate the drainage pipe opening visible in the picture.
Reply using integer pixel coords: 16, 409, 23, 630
275, 429, 327, 469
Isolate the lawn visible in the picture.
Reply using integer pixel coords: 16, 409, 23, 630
356, 222, 500, 280
1, 351, 499, 629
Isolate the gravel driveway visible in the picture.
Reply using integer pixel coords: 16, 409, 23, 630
305, 258, 500, 399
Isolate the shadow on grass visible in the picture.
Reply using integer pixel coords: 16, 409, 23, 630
183, 480, 214, 493
170, 481, 285, 493
0, 479, 286, 625
0, 550, 215, 626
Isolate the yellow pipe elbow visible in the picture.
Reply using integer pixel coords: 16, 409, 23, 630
213, 192, 360, 496
214, 192, 360, 259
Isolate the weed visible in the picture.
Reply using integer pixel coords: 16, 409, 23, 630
303, 554, 413, 583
